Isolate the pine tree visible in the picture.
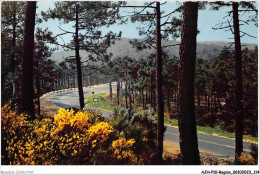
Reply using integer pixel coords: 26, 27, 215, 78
1, 1, 25, 103
211, 1, 257, 163
42, 1, 121, 109
155, 2, 164, 164
178, 1, 200, 165
120, 2, 183, 163
232, 2, 244, 161
34, 28, 57, 115
21, 1, 37, 119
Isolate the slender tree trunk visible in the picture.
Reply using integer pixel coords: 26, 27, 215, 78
125, 80, 128, 109
167, 88, 172, 117
155, 2, 164, 164
109, 81, 112, 98
197, 92, 200, 107
75, 4, 85, 109
210, 91, 215, 127
72, 74, 75, 88
36, 58, 40, 115
205, 95, 208, 107
129, 82, 132, 112
210, 90, 213, 112
174, 94, 178, 112
214, 93, 218, 113
117, 81, 120, 105
207, 94, 210, 113
132, 80, 135, 104
21, 1, 36, 119
150, 73, 153, 105
178, 2, 200, 165
142, 87, 145, 110
218, 96, 222, 113
225, 97, 230, 113
67, 76, 70, 89
153, 72, 157, 112
232, 2, 244, 162
145, 90, 148, 109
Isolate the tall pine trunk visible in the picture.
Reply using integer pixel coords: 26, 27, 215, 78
21, 1, 36, 119
75, 4, 85, 109
155, 2, 164, 164
214, 93, 218, 113
125, 80, 128, 109
117, 81, 120, 105
67, 76, 70, 89
167, 88, 171, 118
109, 81, 112, 98
142, 87, 145, 110
36, 57, 40, 116
178, 2, 200, 165
197, 92, 200, 107
129, 81, 132, 112
217, 96, 222, 113
232, 2, 244, 162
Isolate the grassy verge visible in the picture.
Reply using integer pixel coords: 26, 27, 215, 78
164, 117, 257, 143
85, 93, 117, 112
86, 93, 258, 143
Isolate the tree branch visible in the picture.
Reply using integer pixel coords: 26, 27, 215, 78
162, 44, 180, 48
120, 5, 156, 9
240, 31, 256, 38
58, 26, 74, 34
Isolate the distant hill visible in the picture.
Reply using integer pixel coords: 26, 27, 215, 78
50, 38, 257, 63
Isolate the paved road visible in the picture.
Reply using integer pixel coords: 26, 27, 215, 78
48, 84, 254, 159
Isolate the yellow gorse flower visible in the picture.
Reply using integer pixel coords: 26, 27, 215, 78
53, 108, 92, 134
88, 122, 114, 141
2, 104, 136, 165
112, 137, 135, 160
239, 153, 255, 165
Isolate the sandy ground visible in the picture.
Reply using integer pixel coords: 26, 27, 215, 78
40, 94, 61, 117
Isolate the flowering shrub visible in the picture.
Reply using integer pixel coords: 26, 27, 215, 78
1, 104, 29, 165
112, 137, 135, 160
1, 105, 134, 165
109, 112, 158, 164
239, 153, 255, 165
88, 122, 114, 148
53, 108, 94, 134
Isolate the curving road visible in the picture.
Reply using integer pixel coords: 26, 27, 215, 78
47, 83, 254, 159
49, 84, 114, 116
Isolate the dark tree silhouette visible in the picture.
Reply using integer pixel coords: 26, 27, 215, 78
74, 4, 85, 109
155, 2, 164, 164
178, 1, 200, 165
211, 1, 257, 163
21, 1, 36, 119
232, 2, 244, 161
120, 2, 183, 163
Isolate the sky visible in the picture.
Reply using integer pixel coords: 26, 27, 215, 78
36, 1, 258, 46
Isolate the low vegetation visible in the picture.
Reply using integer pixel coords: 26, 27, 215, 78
86, 93, 258, 143
2, 104, 135, 165
2, 103, 257, 165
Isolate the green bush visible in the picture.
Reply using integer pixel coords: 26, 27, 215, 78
109, 112, 159, 164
